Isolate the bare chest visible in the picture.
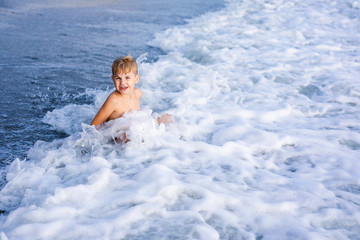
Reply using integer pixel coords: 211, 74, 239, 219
108, 98, 140, 120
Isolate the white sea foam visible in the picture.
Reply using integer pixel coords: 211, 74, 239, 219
1, 0, 360, 239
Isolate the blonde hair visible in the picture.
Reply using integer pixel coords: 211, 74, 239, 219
112, 56, 138, 76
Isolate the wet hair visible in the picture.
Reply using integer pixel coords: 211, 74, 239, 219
112, 56, 138, 76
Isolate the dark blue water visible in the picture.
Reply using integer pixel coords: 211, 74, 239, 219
0, 0, 225, 166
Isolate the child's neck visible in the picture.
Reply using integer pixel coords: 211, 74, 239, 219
117, 90, 135, 99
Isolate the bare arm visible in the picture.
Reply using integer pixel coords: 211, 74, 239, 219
91, 94, 116, 126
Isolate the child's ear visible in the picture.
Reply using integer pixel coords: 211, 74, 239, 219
135, 74, 140, 83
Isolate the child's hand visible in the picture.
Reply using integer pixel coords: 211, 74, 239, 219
115, 132, 130, 144
157, 114, 174, 125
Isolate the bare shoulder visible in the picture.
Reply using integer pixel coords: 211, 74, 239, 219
107, 91, 122, 102
101, 91, 121, 110
135, 88, 142, 98
91, 91, 119, 125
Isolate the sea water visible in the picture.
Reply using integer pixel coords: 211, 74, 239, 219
1, 0, 360, 239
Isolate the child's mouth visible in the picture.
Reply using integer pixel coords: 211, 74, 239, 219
120, 86, 128, 91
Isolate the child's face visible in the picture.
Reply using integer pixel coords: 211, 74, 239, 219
112, 70, 139, 95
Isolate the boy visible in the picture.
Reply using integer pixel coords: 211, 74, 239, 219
91, 56, 173, 130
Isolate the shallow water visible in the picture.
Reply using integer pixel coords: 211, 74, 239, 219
1, 0, 360, 239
